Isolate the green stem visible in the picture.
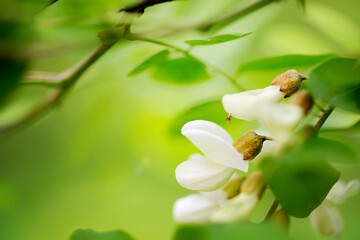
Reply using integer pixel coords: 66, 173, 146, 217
128, 35, 245, 91
264, 199, 279, 221
313, 105, 335, 133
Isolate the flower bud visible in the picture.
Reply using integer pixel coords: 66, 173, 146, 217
223, 176, 245, 199
271, 70, 307, 97
271, 209, 290, 231
233, 132, 268, 160
289, 90, 314, 114
241, 170, 265, 195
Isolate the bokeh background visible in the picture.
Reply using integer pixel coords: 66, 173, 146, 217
0, 0, 360, 239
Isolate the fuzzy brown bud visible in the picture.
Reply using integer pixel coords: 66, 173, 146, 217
271, 209, 290, 231
241, 170, 265, 195
223, 176, 245, 199
225, 114, 232, 123
271, 70, 307, 98
233, 132, 269, 160
290, 90, 314, 114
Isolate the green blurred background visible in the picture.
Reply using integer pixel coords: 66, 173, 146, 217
0, 0, 360, 239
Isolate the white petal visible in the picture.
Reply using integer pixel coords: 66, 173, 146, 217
259, 103, 303, 140
181, 120, 233, 144
182, 126, 248, 171
210, 193, 258, 223
326, 180, 360, 204
310, 202, 343, 238
222, 85, 285, 121
175, 154, 235, 191
173, 194, 219, 223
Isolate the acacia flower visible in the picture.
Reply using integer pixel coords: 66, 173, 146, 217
175, 120, 248, 191
222, 70, 307, 121
222, 85, 285, 121
173, 193, 220, 223
310, 180, 360, 237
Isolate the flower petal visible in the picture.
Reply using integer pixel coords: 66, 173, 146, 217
175, 154, 235, 191
173, 194, 219, 223
222, 85, 285, 121
181, 120, 233, 144
210, 193, 258, 222
326, 180, 360, 204
310, 202, 343, 238
182, 125, 248, 171
259, 103, 303, 141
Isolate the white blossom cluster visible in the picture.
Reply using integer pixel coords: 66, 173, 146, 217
172, 69, 359, 238
173, 70, 308, 224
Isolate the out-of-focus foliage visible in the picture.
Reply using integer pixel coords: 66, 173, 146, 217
1, 0, 360, 240
70, 229, 134, 240
261, 146, 340, 218
309, 57, 360, 113
173, 222, 290, 240
238, 54, 337, 73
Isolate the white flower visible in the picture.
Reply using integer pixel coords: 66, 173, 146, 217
310, 180, 360, 237
259, 103, 303, 146
210, 193, 258, 222
222, 85, 285, 121
173, 194, 219, 223
176, 120, 248, 191
175, 154, 235, 191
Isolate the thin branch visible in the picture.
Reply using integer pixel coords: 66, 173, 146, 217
119, 0, 175, 14
198, 0, 281, 32
0, 15, 133, 135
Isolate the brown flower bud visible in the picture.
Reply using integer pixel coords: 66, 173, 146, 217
225, 114, 232, 123
290, 90, 314, 114
271, 70, 307, 98
241, 170, 265, 195
233, 132, 269, 160
271, 209, 290, 231
223, 176, 245, 199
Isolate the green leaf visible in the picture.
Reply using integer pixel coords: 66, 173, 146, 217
309, 57, 360, 113
261, 147, 340, 218
304, 137, 357, 164
69, 229, 134, 240
152, 57, 209, 84
173, 222, 290, 240
128, 50, 169, 76
185, 33, 252, 46
170, 99, 225, 135
238, 54, 337, 72
0, 57, 27, 106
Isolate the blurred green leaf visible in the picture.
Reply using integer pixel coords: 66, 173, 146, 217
170, 99, 226, 135
238, 54, 337, 72
304, 137, 357, 164
309, 57, 360, 113
128, 50, 169, 76
0, 57, 27, 106
185, 33, 252, 46
70, 229, 134, 240
152, 57, 209, 84
173, 222, 290, 240
261, 147, 340, 218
